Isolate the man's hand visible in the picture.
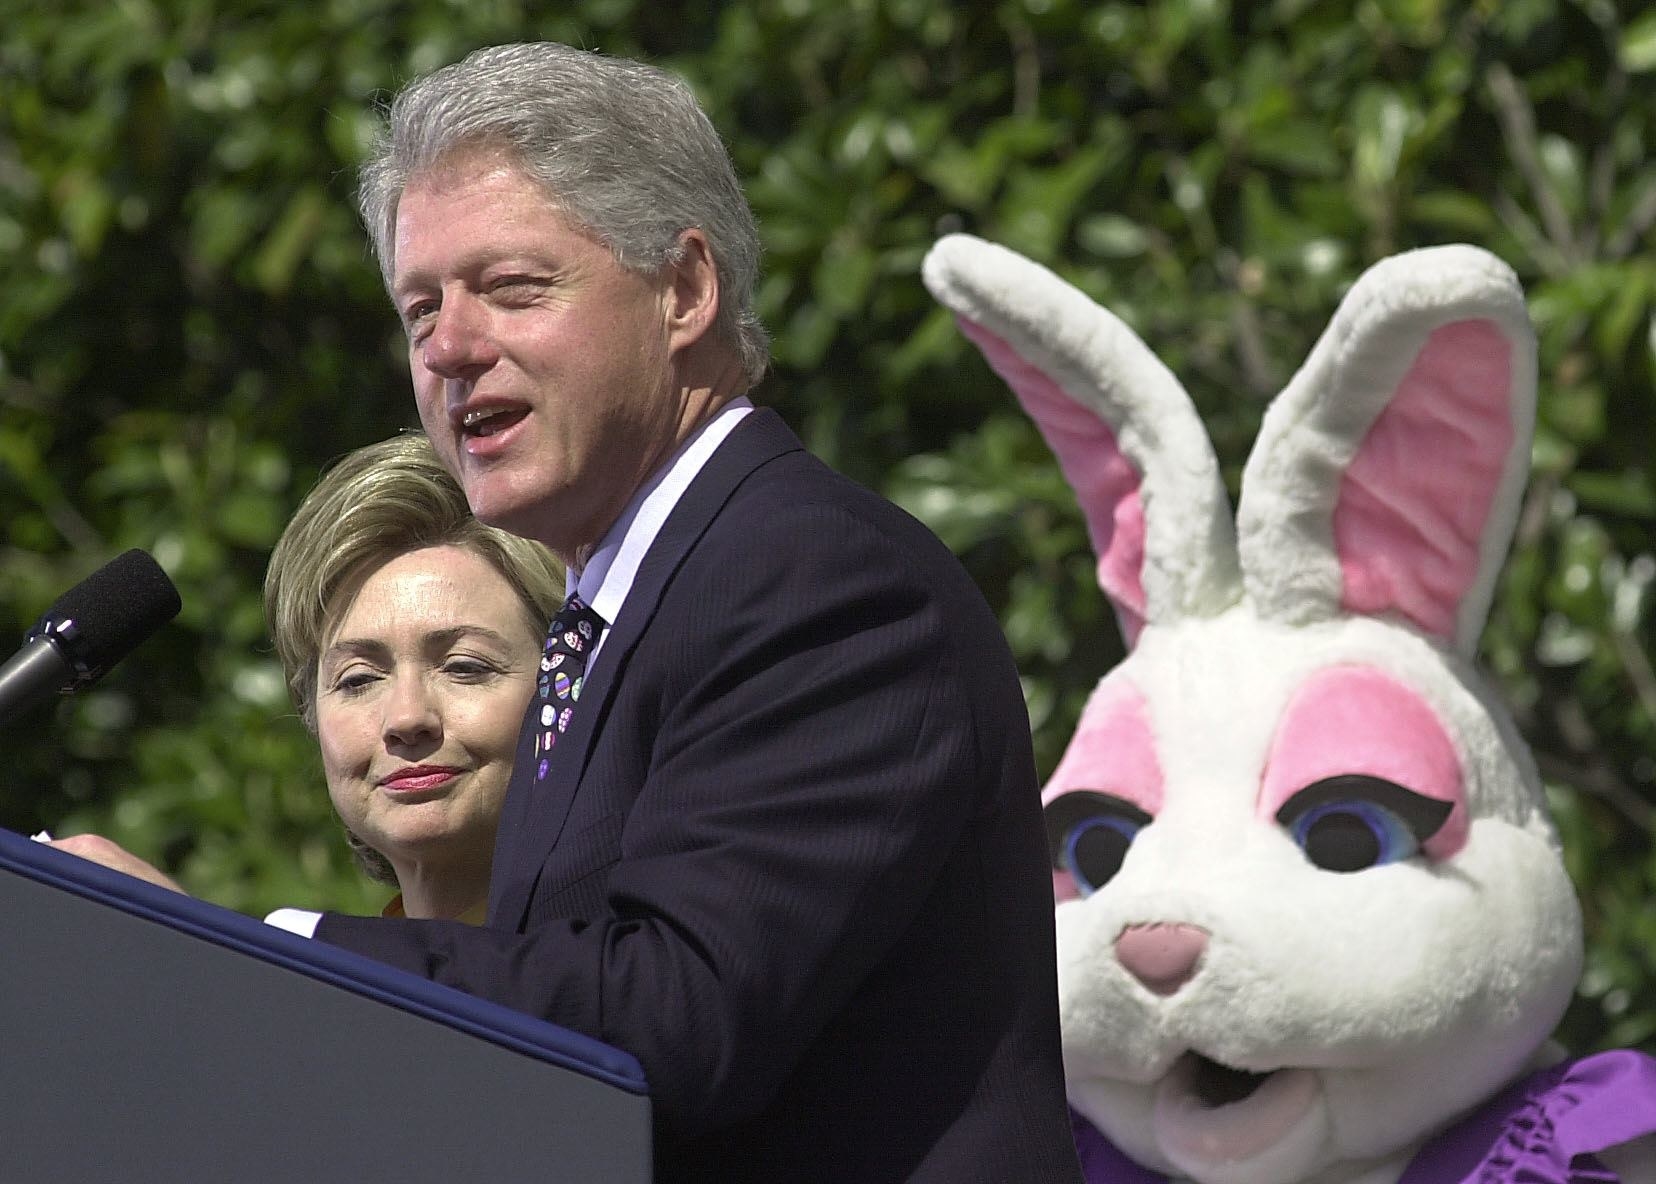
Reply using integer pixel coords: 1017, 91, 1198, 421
48, 834, 187, 895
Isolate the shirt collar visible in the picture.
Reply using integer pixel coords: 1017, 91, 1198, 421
572, 396, 754, 625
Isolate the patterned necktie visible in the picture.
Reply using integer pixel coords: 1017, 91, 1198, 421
532, 594, 605, 785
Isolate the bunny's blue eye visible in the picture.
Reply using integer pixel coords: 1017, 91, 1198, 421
1276, 775, 1453, 873
1044, 792, 1151, 896
1287, 801, 1416, 871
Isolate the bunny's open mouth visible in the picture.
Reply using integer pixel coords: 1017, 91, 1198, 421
1152, 1052, 1319, 1165
1187, 1054, 1273, 1106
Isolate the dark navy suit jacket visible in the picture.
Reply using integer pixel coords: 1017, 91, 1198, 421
318, 410, 1082, 1182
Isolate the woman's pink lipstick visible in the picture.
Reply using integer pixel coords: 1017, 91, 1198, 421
380, 765, 461, 793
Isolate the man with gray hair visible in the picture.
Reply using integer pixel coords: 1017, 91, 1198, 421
305, 41, 1081, 1182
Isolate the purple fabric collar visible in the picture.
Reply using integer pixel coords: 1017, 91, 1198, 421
1071, 1050, 1656, 1184
1070, 1107, 1164, 1184
1398, 1049, 1656, 1184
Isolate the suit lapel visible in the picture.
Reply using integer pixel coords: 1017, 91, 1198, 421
489, 409, 804, 928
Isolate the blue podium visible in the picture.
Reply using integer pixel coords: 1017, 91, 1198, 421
0, 829, 651, 1183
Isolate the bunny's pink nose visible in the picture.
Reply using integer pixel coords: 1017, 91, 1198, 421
1115, 922, 1210, 996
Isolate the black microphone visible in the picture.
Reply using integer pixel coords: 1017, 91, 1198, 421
0, 549, 183, 724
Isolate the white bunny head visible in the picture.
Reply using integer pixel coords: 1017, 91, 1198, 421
924, 237, 1583, 1184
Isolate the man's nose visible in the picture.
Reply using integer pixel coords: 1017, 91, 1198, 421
420, 295, 499, 381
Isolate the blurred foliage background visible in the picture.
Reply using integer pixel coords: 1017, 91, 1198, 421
1, 0, 1653, 1051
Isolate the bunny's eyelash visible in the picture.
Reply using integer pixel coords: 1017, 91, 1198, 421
1275, 774, 1454, 874
1043, 775, 1453, 894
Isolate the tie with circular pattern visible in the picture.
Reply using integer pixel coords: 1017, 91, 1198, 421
532, 594, 606, 785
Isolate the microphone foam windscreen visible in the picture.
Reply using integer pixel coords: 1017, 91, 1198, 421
40, 549, 183, 669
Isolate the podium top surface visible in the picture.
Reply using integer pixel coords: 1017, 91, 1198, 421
0, 826, 648, 1096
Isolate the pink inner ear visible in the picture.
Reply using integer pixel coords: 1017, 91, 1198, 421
1259, 666, 1467, 859
957, 316, 1148, 645
1335, 320, 1514, 642
1044, 681, 1162, 903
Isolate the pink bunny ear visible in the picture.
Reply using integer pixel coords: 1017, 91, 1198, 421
1236, 246, 1537, 655
955, 317, 1150, 641
923, 234, 1240, 644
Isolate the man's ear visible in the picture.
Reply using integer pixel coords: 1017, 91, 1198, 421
664, 227, 720, 354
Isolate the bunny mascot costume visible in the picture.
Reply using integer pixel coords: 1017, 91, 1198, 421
923, 236, 1656, 1184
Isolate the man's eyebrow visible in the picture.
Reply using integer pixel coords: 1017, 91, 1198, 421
390, 272, 435, 305
391, 244, 508, 297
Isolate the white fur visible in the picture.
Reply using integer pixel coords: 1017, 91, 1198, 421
1237, 246, 1537, 655
1058, 613, 1580, 1184
922, 234, 1239, 625
924, 238, 1588, 1183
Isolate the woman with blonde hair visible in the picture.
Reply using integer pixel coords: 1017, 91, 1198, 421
263, 431, 563, 920
56, 432, 561, 923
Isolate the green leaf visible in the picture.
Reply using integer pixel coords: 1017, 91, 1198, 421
1569, 471, 1656, 519
1077, 213, 1150, 258
813, 237, 880, 317
251, 184, 327, 295
1620, 10, 1656, 73
997, 147, 1113, 260
1409, 190, 1498, 236
1351, 84, 1412, 193
1596, 265, 1653, 362
1247, 120, 1342, 177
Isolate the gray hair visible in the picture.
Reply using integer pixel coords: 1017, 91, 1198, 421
359, 41, 769, 389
